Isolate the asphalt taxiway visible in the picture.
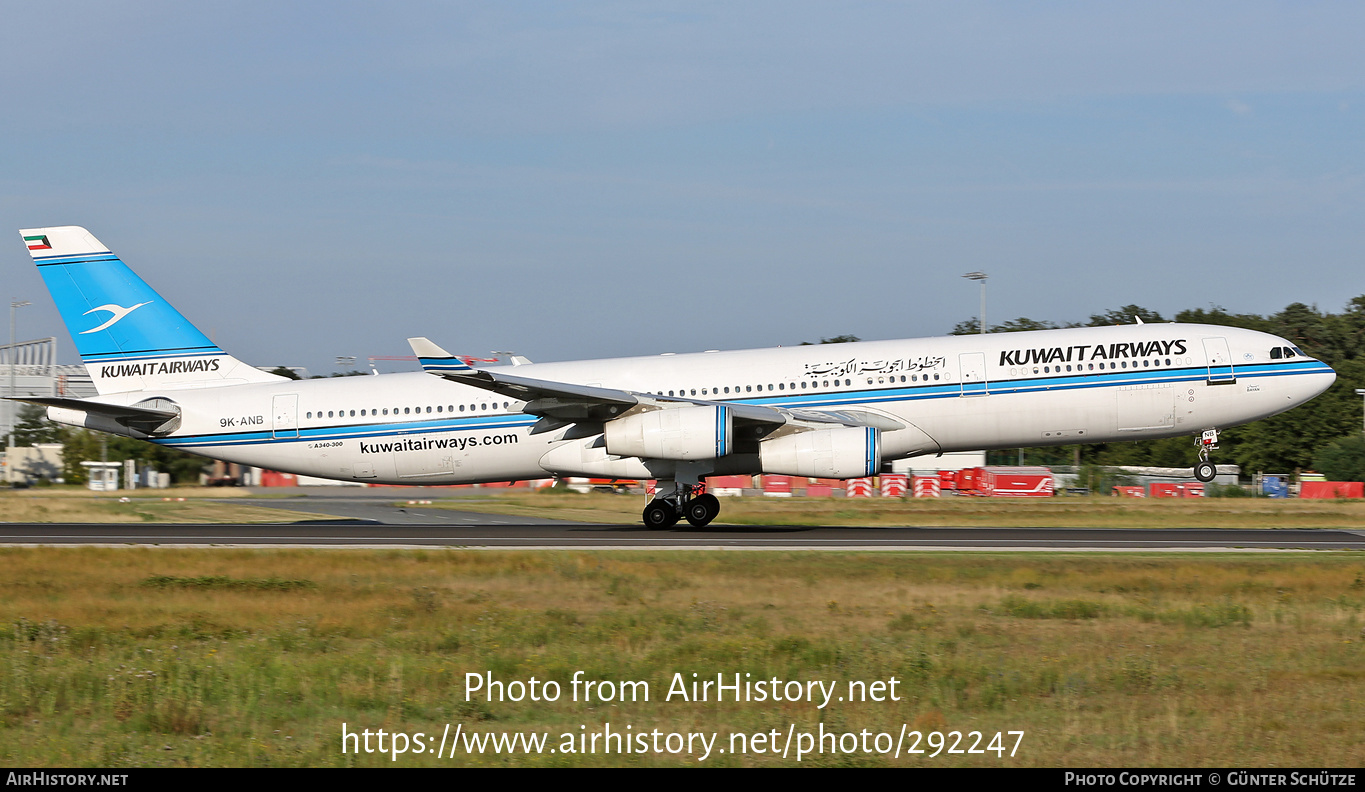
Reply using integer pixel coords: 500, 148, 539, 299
0, 521, 1362, 551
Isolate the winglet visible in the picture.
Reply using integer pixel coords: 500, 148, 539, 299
407, 337, 475, 373
20, 226, 109, 258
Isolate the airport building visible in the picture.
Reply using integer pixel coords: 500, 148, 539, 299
2, 338, 96, 482
1, 338, 96, 435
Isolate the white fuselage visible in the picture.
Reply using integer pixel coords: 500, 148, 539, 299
80, 323, 1335, 484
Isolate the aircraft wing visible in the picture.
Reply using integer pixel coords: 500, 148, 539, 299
407, 338, 900, 434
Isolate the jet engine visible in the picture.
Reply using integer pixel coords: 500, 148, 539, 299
758, 426, 881, 478
604, 404, 732, 460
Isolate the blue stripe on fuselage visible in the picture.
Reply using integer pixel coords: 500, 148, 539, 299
154, 414, 538, 448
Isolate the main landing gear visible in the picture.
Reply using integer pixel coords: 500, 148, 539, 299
1193, 428, 1219, 483
642, 483, 720, 529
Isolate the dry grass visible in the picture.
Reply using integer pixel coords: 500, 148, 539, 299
2, 548, 1363, 766
2, 487, 255, 499
0, 490, 340, 523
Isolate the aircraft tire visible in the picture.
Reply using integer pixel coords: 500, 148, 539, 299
684, 493, 721, 528
642, 500, 678, 529
1193, 461, 1217, 483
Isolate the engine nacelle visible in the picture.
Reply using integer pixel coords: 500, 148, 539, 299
759, 426, 881, 479
604, 405, 732, 460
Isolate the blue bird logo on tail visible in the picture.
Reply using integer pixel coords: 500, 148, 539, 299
80, 302, 153, 334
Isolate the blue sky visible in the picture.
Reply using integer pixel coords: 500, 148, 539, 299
3, 2, 1363, 374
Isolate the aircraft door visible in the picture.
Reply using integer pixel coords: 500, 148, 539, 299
1202, 337, 1236, 384
272, 394, 299, 439
959, 352, 988, 396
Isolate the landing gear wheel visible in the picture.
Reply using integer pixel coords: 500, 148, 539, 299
642, 500, 678, 529
1193, 460, 1216, 483
684, 493, 721, 528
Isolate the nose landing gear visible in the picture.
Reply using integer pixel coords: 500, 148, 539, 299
642, 483, 720, 529
1193, 429, 1219, 483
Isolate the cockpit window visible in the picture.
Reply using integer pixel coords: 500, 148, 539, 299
1271, 347, 1282, 359
1291, 346, 1304, 357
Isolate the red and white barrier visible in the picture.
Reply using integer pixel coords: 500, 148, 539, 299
913, 476, 941, 498
846, 478, 874, 498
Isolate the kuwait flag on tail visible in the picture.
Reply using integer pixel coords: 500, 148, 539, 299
24, 235, 51, 251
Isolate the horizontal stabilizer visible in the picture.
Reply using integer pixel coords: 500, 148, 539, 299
11, 396, 177, 421
10, 396, 182, 434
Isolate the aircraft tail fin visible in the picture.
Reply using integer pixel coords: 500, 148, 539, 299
20, 226, 285, 395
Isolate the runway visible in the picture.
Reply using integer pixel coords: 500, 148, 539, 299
2, 491, 1361, 550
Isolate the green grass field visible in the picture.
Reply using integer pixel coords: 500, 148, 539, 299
3, 547, 1363, 767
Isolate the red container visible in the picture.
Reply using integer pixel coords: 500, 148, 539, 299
1151, 482, 1205, 498
956, 467, 1054, 497
991, 469, 1054, 497
762, 476, 793, 496
706, 475, 750, 489
1300, 481, 1365, 499
259, 470, 298, 487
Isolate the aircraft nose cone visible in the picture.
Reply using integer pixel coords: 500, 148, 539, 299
1321, 364, 1338, 393
1303, 360, 1336, 401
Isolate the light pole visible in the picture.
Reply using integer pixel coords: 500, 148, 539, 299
8, 300, 31, 451
963, 272, 987, 334
1356, 389, 1365, 435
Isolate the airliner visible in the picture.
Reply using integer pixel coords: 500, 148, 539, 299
14, 226, 1337, 527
